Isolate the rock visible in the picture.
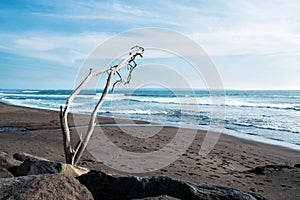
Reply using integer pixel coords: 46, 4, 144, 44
13, 152, 49, 162
248, 165, 293, 175
15, 158, 62, 176
250, 188, 259, 193
0, 173, 93, 200
294, 164, 300, 168
0, 151, 22, 169
248, 166, 266, 175
14, 158, 90, 177
77, 170, 266, 200
60, 163, 90, 177
0, 167, 14, 178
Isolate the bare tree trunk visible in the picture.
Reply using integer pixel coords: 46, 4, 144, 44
59, 46, 144, 165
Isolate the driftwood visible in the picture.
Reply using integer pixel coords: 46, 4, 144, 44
59, 46, 144, 165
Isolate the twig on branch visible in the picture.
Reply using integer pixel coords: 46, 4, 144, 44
112, 71, 123, 92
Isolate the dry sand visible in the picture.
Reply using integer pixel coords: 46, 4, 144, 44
0, 102, 299, 199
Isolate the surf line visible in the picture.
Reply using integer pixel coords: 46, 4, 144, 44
69, 123, 164, 129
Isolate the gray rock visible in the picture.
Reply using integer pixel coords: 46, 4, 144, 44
13, 152, 50, 162
0, 173, 93, 200
14, 158, 90, 177
15, 158, 62, 176
0, 167, 14, 178
248, 165, 293, 175
77, 170, 266, 200
294, 163, 300, 168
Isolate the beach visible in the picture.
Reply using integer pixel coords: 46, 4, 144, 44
0, 102, 299, 200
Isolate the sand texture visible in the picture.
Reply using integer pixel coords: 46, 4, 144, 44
0, 103, 299, 200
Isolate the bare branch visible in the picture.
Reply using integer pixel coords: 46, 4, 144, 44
60, 46, 144, 165
60, 106, 73, 164
73, 71, 114, 164
126, 60, 137, 84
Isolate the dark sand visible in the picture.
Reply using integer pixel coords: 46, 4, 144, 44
0, 103, 299, 199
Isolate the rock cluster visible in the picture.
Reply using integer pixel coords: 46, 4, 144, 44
0, 151, 267, 200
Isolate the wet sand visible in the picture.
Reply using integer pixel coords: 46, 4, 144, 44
0, 102, 299, 199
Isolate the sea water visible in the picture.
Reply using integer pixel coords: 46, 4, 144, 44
1, 89, 300, 150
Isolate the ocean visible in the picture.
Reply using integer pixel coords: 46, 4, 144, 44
1, 89, 300, 150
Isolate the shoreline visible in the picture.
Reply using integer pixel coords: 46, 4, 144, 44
2, 100, 300, 152
1, 101, 299, 158
0, 102, 300, 199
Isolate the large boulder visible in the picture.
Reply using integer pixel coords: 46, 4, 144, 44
14, 158, 89, 177
0, 173, 93, 200
77, 170, 266, 200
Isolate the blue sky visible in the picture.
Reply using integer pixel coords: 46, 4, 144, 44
1, 0, 300, 89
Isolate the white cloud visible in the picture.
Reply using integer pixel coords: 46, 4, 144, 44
191, 25, 300, 56
174, 0, 300, 56
31, 12, 117, 20
111, 3, 154, 17
0, 32, 110, 66
30, 1, 167, 26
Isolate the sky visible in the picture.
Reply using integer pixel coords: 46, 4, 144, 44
0, 0, 300, 90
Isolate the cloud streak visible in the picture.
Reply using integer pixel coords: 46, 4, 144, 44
0, 32, 110, 66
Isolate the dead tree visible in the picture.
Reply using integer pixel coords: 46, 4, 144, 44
59, 46, 144, 165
